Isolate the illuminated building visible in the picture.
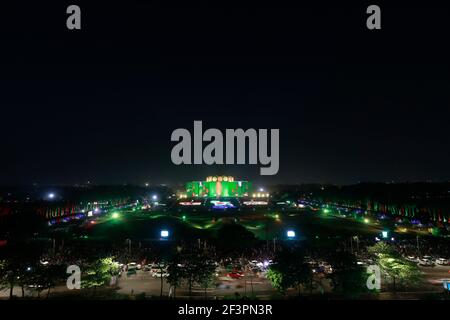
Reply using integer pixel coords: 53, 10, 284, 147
185, 176, 251, 198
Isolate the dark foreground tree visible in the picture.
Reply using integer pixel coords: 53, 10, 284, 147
327, 251, 368, 298
267, 249, 312, 296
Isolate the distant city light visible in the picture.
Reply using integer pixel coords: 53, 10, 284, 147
364, 218, 370, 223
382, 231, 389, 238
287, 230, 296, 238
259, 188, 264, 192
112, 212, 120, 219
161, 230, 169, 238
152, 195, 158, 201
182, 215, 187, 220
47, 193, 55, 199
323, 208, 330, 214
145, 183, 149, 187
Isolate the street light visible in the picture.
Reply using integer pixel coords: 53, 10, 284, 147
287, 230, 296, 238
47, 193, 55, 199
152, 194, 158, 201
382, 231, 389, 238
112, 212, 120, 219
161, 230, 169, 238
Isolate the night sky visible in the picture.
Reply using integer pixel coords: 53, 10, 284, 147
1, 2, 449, 185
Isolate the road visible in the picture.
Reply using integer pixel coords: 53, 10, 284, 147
1, 264, 449, 299
420, 265, 450, 287
115, 269, 274, 298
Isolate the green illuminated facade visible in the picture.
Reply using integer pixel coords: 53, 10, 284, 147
185, 176, 251, 198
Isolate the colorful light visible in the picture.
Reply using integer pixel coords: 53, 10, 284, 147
185, 177, 250, 198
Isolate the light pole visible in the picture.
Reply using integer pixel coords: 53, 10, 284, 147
350, 237, 353, 254
416, 235, 421, 258
356, 236, 359, 254
126, 239, 131, 253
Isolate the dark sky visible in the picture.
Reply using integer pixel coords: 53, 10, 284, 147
0, 2, 449, 185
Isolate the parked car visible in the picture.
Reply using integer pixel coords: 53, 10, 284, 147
150, 264, 167, 274
418, 258, 434, 266
436, 258, 449, 266
143, 264, 153, 271
227, 272, 244, 279
152, 270, 169, 278
126, 268, 137, 276
127, 262, 138, 269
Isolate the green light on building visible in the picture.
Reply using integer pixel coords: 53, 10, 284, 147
186, 176, 251, 198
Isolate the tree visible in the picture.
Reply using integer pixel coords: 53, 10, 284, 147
377, 255, 422, 292
266, 249, 312, 296
148, 249, 172, 298
367, 243, 423, 292
327, 251, 368, 298
367, 241, 396, 256
17, 265, 35, 298
266, 267, 285, 293
194, 256, 216, 298
167, 248, 217, 298
0, 259, 17, 299
166, 258, 184, 299
31, 264, 66, 298
181, 250, 200, 298
0, 242, 43, 299
81, 257, 119, 296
